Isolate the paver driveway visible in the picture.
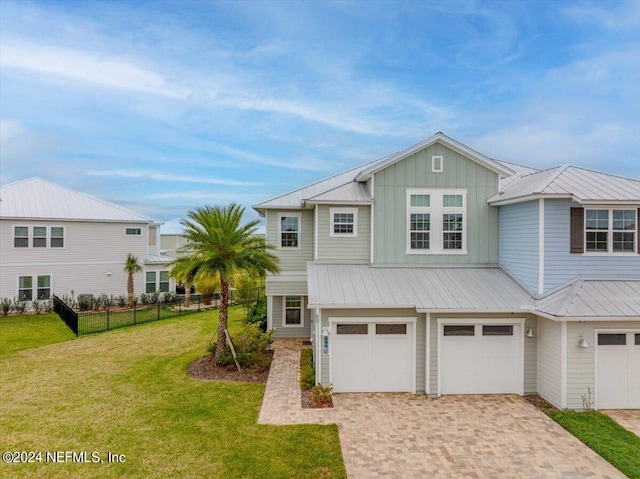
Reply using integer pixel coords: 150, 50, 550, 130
604, 409, 640, 437
259, 340, 625, 479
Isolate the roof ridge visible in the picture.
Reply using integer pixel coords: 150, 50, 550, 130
566, 164, 640, 183
537, 164, 570, 193
494, 158, 540, 171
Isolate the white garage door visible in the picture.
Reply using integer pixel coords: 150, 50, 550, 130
440, 322, 523, 395
596, 332, 640, 409
331, 321, 414, 393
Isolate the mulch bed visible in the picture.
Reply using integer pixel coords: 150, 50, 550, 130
524, 394, 558, 412
188, 350, 273, 384
301, 388, 333, 409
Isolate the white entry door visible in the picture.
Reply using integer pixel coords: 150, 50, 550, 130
440, 322, 524, 395
331, 321, 414, 393
596, 332, 640, 409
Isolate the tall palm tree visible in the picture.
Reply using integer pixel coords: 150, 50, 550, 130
176, 203, 279, 361
123, 253, 142, 308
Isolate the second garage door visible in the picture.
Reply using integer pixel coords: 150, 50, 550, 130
596, 332, 640, 409
439, 320, 524, 395
331, 320, 415, 393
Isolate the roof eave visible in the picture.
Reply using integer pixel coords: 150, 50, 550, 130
488, 193, 576, 206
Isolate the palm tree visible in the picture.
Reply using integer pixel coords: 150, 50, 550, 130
174, 204, 279, 361
123, 253, 142, 308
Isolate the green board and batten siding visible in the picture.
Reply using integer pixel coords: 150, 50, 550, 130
373, 143, 499, 265
316, 205, 371, 262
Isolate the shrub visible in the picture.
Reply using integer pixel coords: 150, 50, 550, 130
300, 348, 315, 390
13, 298, 27, 314
78, 297, 91, 311
310, 384, 333, 408
213, 323, 274, 370
150, 291, 160, 304
116, 295, 127, 308
32, 300, 43, 314
140, 293, 150, 304
246, 296, 267, 331
162, 292, 177, 304
1, 298, 12, 316
42, 299, 53, 313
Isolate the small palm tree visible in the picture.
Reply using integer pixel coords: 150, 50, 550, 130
169, 254, 197, 307
175, 203, 279, 361
123, 253, 142, 308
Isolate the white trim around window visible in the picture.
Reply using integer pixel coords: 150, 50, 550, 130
432, 155, 443, 173
329, 207, 358, 237
584, 207, 637, 255
406, 189, 467, 255
282, 295, 304, 327
13, 225, 65, 249
125, 227, 143, 236
17, 274, 52, 301
277, 212, 301, 250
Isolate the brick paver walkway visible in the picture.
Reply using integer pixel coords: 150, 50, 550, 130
604, 409, 640, 437
259, 339, 625, 479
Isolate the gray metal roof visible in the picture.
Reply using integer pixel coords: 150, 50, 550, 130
533, 279, 640, 318
307, 263, 533, 311
145, 254, 172, 264
0, 177, 160, 223
305, 181, 372, 204
490, 165, 640, 205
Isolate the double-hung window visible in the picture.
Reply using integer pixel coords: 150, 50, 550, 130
585, 208, 637, 253
146, 272, 157, 293
14, 227, 28, 248
278, 213, 301, 249
406, 189, 467, 254
33, 227, 47, 247
283, 296, 303, 327
330, 208, 358, 237
51, 227, 64, 248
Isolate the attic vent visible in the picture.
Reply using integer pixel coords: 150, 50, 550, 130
432, 156, 443, 173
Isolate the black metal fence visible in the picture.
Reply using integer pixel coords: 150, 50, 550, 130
53, 295, 214, 336
53, 295, 79, 336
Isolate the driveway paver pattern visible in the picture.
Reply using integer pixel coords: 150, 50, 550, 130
259, 339, 626, 479
603, 409, 640, 437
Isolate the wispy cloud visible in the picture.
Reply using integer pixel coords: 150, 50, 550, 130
85, 169, 261, 186
563, 2, 640, 31
0, 39, 188, 99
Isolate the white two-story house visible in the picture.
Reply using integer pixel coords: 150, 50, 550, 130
254, 132, 640, 410
0, 178, 173, 302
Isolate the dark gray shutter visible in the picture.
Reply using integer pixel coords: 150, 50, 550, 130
570, 208, 584, 254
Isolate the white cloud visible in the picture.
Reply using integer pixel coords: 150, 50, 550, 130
85, 169, 261, 186
0, 39, 188, 99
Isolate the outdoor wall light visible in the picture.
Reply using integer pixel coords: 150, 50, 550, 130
525, 326, 535, 338
578, 334, 590, 348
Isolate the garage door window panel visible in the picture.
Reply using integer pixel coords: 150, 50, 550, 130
636, 334, 640, 346
483, 325, 513, 336
443, 325, 474, 336
337, 324, 368, 334
376, 324, 406, 335
598, 334, 627, 346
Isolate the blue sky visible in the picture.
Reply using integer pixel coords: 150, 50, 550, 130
1, 0, 638, 232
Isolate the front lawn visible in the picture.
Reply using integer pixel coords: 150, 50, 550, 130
0, 313, 76, 356
548, 410, 640, 479
0, 306, 346, 478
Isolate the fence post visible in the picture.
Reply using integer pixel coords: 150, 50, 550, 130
106, 303, 110, 333
133, 304, 137, 326
157, 301, 160, 321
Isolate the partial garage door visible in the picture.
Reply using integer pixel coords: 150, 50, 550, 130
440, 322, 523, 395
331, 321, 414, 393
596, 332, 640, 409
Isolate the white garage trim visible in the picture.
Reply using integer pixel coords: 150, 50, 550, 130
425, 312, 431, 396
328, 317, 417, 393
437, 318, 525, 397
594, 328, 640, 410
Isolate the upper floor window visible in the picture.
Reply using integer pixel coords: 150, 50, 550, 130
585, 208, 637, 253
13, 226, 64, 248
406, 189, 467, 254
14, 226, 28, 248
126, 228, 142, 236
432, 155, 443, 173
330, 208, 358, 237
278, 213, 300, 249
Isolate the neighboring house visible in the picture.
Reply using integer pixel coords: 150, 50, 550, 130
160, 233, 192, 258
0, 178, 173, 302
253, 132, 640, 410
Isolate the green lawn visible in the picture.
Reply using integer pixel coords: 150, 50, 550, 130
0, 306, 346, 478
548, 410, 640, 479
0, 313, 76, 356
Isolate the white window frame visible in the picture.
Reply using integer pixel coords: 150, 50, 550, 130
282, 296, 304, 328
277, 212, 301, 250
432, 155, 443, 173
17, 274, 52, 301
12, 225, 65, 249
329, 207, 358, 237
125, 227, 142, 236
33, 226, 47, 248
406, 189, 467, 255
584, 207, 638, 255
50, 226, 65, 248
